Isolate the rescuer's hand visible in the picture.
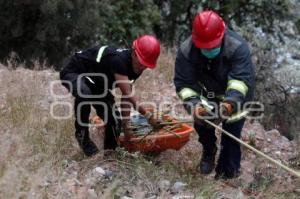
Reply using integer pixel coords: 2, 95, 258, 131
193, 105, 210, 125
219, 102, 234, 118
144, 111, 161, 129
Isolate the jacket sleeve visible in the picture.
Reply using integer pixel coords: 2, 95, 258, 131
174, 49, 202, 114
225, 43, 255, 109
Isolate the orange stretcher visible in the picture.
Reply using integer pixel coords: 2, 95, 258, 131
91, 114, 194, 153
118, 116, 194, 153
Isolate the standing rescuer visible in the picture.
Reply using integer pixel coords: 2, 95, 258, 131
174, 10, 255, 179
60, 35, 161, 156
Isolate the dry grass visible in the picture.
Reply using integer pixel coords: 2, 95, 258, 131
156, 46, 176, 82
0, 48, 300, 198
102, 148, 217, 198
0, 67, 74, 198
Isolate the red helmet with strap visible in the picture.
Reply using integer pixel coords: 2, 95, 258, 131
133, 35, 160, 69
192, 10, 225, 49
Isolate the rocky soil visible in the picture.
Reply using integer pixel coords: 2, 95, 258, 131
0, 66, 299, 198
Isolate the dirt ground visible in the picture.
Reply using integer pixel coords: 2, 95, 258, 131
0, 66, 299, 198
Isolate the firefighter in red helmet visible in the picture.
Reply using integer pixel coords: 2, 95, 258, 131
174, 11, 255, 179
60, 35, 161, 156
192, 10, 225, 49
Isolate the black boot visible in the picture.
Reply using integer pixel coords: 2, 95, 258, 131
215, 160, 241, 180
199, 147, 217, 174
75, 130, 99, 157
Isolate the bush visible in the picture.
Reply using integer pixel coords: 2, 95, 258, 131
235, 24, 300, 139
0, 0, 101, 67
0, 0, 160, 68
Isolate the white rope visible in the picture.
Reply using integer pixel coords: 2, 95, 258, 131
204, 119, 300, 178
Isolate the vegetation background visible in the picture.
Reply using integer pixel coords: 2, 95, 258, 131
1, 0, 298, 138
0, 0, 300, 198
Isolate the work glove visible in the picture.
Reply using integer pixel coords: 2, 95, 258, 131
193, 105, 223, 127
193, 105, 210, 125
144, 111, 161, 129
219, 101, 234, 119
122, 121, 134, 141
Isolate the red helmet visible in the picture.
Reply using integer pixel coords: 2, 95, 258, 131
192, 10, 225, 49
133, 35, 160, 69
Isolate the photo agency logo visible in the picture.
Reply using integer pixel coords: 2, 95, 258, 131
50, 73, 264, 125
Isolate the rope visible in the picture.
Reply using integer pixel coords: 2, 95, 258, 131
122, 114, 300, 177
203, 119, 300, 178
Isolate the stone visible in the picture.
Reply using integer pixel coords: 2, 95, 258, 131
121, 196, 134, 199
158, 179, 170, 191
146, 196, 156, 199
104, 170, 114, 180
266, 129, 280, 137
275, 151, 281, 156
87, 189, 98, 198
171, 181, 187, 193
172, 194, 194, 199
94, 167, 105, 175
267, 138, 272, 142
212, 188, 244, 199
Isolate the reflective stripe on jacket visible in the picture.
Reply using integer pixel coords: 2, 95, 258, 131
174, 29, 255, 107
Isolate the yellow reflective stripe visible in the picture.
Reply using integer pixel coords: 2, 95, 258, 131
96, 45, 108, 63
226, 79, 248, 96
178, 88, 199, 100
226, 110, 249, 123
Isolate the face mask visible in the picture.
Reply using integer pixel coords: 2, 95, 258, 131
201, 47, 221, 59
